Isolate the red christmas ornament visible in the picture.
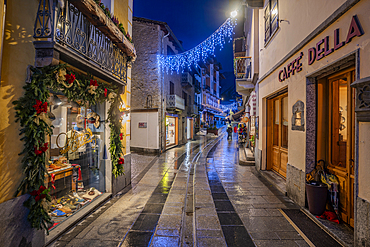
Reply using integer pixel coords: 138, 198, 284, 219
120, 133, 123, 140
90, 79, 98, 87
104, 88, 108, 97
65, 74, 76, 84
34, 142, 48, 155
33, 100, 48, 114
118, 157, 124, 165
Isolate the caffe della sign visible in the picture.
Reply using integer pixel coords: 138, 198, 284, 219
279, 15, 364, 82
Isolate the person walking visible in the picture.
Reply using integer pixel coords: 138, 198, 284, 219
234, 125, 237, 133
227, 125, 233, 140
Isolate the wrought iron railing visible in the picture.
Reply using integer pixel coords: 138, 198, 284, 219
166, 95, 185, 111
234, 57, 252, 80
34, 0, 127, 81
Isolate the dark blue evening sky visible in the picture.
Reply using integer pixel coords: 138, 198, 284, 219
133, 0, 235, 72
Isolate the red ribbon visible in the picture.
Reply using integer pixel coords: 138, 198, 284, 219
51, 173, 56, 189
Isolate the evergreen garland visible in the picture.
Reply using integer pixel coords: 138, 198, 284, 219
13, 64, 125, 231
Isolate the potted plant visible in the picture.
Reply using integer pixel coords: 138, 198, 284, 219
305, 160, 328, 215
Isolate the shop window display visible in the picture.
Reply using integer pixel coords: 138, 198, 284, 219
46, 95, 106, 228
166, 117, 176, 146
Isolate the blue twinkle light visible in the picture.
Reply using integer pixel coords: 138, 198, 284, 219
158, 18, 237, 73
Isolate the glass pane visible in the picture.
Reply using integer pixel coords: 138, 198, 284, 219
273, 99, 279, 146
166, 117, 176, 146
331, 79, 347, 168
48, 95, 106, 225
281, 96, 288, 148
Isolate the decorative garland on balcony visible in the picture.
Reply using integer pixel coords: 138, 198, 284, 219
12, 64, 125, 231
94, 0, 133, 43
158, 17, 236, 73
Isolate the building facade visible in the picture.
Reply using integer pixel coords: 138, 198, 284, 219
131, 17, 195, 154
234, 0, 370, 245
199, 58, 224, 127
0, 0, 134, 245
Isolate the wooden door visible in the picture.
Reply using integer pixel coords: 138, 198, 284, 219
269, 93, 288, 178
326, 70, 355, 226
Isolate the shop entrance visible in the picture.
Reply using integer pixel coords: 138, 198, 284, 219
166, 116, 178, 147
267, 92, 288, 178
317, 69, 355, 226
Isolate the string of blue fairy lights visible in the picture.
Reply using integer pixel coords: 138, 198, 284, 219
158, 17, 237, 73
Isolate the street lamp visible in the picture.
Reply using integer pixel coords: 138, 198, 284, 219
230, 10, 238, 18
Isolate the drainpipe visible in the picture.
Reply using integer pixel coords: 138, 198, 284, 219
0, 0, 7, 83
160, 32, 170, 152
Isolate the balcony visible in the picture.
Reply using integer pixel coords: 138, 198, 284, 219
234, 57, 252, 80
234, 56, 254, 96
166, 95, 185, 111
204, 85, 211, 92
181, 72, 193, 88
33, 0, 136, 85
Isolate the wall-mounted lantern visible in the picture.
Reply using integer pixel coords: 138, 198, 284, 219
292, 100, 305, 131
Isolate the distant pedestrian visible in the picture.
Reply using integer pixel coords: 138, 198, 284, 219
227, 125, 232, 140
234, 125, 237, 133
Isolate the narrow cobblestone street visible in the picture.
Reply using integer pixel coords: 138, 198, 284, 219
48, 133, 342, 247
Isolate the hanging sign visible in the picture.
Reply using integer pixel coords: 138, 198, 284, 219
138, 122, 147, 128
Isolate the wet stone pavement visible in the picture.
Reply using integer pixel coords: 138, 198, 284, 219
50, 134, 311, 247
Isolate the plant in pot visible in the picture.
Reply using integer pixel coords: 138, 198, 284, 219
305, 160, 328, 216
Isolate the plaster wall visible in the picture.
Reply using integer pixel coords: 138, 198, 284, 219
258, 2, 370, 173
259, 0, 346, 77
0, 0, 38, 204
131, 112, 159, 149
114, 0, 130, 35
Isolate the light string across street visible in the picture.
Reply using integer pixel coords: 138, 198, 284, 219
158, 17, 237, 73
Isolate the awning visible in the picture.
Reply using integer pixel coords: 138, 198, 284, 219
232, 109, 244, 121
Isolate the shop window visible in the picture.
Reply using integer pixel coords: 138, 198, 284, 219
264, 0, 279, 44
166, 116, 176, 146
47, 95, 105, 225
331, 78, 348, 168
281, 96, 288, 149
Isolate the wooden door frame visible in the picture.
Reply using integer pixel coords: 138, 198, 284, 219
266, 91, 288, 173
319, 67, 355, 226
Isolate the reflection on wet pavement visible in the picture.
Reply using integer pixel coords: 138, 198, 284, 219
51, 132, 309, 247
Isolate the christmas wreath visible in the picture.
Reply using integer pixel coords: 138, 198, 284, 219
13, 64, 126, 232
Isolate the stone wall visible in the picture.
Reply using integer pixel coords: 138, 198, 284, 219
0, 195, 45, 247
286, 163, 306, 206
355, 197, 370, 246
132, 19, 195, 150
131, 21, 162, 111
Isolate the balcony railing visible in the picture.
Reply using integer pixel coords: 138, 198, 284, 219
34, 0, 132, 81
181, 72, 193, 87
234, 57, 252, 80
166, 95, 185, 111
